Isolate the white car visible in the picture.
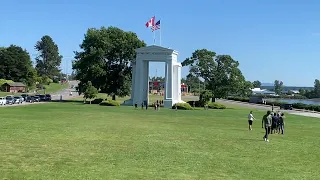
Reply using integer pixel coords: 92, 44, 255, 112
0, 97, 6, 105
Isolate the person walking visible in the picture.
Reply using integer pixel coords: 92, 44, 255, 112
279, 113, 285, 134
248, 111, 255, 130
262, 110, 272, 142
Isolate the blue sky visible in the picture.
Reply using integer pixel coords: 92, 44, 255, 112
1, 0, 320, 86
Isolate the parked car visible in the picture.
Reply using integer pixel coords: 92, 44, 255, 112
6, 96, 14, 105
16, 96, 24, 103
14, 96, 23, 104
37, 94, 47, 101
280, 104, 293, 110
21, 94, 29, 101
33, 96, 40, 102
0, 97, 6, 105
25, 96, 34, 103
45, 94, 52, 101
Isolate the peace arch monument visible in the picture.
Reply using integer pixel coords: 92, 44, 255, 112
124, 45, 185, 108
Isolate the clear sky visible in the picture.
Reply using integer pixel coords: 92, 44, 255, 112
1, 0, 320, 87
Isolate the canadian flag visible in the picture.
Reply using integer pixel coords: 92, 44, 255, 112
145, 16, 155, 28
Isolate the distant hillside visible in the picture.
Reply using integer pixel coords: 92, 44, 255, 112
260, 83, 313, 91
261, 83, 273, 86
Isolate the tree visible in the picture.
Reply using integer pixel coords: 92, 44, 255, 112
274, 80, 284, 95
83, 81, 98, 104
73, 26, 146, 100
0, 45, 37, 87
237, 80, 253, 97
35, 35, 62, 79
252, 80, 261, 88
199, 90, 212, 106
313, 79, 320, 98
183, 74, 204, 93
299, 88, 306, 96
182, 49, 247, 102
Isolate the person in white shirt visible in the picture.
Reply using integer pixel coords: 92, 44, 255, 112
248, 111, 255, 130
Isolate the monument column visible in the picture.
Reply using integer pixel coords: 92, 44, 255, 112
131, 61, 136, 101
164, 60, 173, 108
143, 60, 149, 104
133, 58, 143, 105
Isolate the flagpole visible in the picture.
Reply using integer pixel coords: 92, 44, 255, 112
153, 30, 156, 45
160, 19, 162, 46
153, 15, 156, 45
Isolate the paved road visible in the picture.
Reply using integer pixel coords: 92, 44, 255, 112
50, 80, 80, 100
0, 81, 79, 107
218, 99, 320, 118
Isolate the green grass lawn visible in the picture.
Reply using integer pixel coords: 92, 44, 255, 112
0, 102, 320, 179
0, 83, 68, 97
42, 82, 69, 94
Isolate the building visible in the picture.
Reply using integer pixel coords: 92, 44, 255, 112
251, 88, 277, 96
2, 82, 27, 93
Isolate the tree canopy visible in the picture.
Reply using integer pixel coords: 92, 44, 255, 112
274, 80, 284, 95
182, 49, 249, 100
35, 35, 62, 79
252, 80, 261, 88
0, 45, 37, 87
73, 26, 146, 99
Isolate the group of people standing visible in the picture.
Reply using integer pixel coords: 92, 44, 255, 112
248, 110, 285, 142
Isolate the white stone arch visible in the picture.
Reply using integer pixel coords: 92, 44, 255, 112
124, 45, 184, 108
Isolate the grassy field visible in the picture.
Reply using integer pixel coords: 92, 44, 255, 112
0, 102, 320, 179
0, 83, 68, 97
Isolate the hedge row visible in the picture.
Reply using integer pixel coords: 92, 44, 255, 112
99, 100, 120, 106
172, 103, 193, 110
173, 102, 226, 110
208, 102, 226, 109
227, 97, 320, 112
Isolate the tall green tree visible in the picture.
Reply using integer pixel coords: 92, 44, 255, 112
274, 80, 284, 95
0, 45, 37, 87
35, 35, 62, 79
83, 81, 98, 104
252, 80, 261, 88
73, 26, 146, 100
182, 49, 247, 101
313, 79, 320, 98
183, 74, 203, 93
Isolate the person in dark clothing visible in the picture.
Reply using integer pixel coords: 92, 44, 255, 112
262, 110, 272, 142
271, 112, 279, 134
279, 113, 285, 134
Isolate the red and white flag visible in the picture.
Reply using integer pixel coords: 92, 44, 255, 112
152, 20, 160, 32
145, 16, 155, 28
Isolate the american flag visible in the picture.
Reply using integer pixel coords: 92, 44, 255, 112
152, 20, 160, 32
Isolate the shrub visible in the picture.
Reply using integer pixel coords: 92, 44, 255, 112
227, 97, 249, 102
172, 103, 193, 110
99, 100, 120, 106
187, 101, 202, 107
89, 98, 104, 104
292, 103, 307, 109
208, 102, 226, 109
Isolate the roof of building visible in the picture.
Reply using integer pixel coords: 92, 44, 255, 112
4, 82, 26, 87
